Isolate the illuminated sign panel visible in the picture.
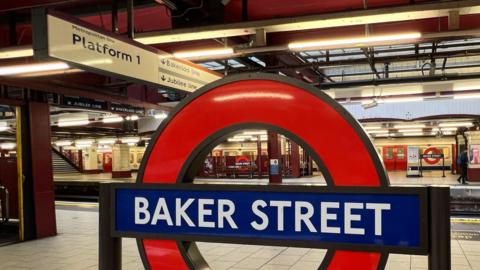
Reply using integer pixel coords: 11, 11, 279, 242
113, 185, 426, 253
32, 9, 221, 92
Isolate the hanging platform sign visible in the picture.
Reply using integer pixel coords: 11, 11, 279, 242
31, 9, 221, 93
99, 74, 451, 270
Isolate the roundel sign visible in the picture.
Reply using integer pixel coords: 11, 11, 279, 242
102, 74, 447, 270
423, 147, 442, 165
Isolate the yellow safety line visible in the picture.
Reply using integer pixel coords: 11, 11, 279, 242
15, 107, 24, 241
451, 218, 480, 224
55, 201, 98, 208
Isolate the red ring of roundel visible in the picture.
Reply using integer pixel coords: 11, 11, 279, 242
137, 74, 390, 270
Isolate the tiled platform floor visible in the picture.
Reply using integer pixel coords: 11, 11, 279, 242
54, 170, 477, 186
1, 207, 480, 270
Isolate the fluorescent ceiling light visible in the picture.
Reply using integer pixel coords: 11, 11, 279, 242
228, 138, 245, 142
373, 133, 391, 137
233, 135, 254, 140
368, 130, 389, 134
383, 97, 424, 103
98, 138, 117, 145
58, 119, 90, 127
0, 122, 9, 132
126, 115, 139, 121
0, 142, 16, 150
398, 129, 423, 133
288, 33, 421, 50
75, 139, 94, 146
439, 122, 473, 127
0, 62, 69, 76
0, 46, 33, 59
102, 115, 124, 123
154, 113, 168, 119
453, 94, 480, 99
363, 126, 382, 130
121, 137, 140, 143
173, 48, 234, 59
394, 124, 426, 129
401, 132, 425, 136
242, 131, 267, 135
436, 127, 458, 131
55, 140, 72, 147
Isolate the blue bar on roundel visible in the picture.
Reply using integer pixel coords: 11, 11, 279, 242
114, 187, 423, 250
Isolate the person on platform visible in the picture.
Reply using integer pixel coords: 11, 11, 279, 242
458, 150, 469, 184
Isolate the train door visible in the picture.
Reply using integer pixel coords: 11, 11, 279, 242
383, 145, 407, 171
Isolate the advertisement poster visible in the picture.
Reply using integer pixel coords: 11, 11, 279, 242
470, 145, 480, 165
407, 146, 419, 163
407, 146, 420, 176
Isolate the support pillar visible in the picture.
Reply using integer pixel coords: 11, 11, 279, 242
21, 102, 56, 239
256, 135, 262, 178
112, 143, 132, 178
267, 131, 282, 183
290, 141, 301, 178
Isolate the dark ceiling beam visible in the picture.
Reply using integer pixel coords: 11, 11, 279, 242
362, 47, 381, 79
229, 48, 480, 73
317, 72, 480, 89
276, 54, 318, 83
324, 63, 480, 78
135, 0, 480, 44
233, 57, 264, 70
0, 77, 169, 110
295, 53, 335, 83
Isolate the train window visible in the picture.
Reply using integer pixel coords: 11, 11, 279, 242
396, 148, 405, 159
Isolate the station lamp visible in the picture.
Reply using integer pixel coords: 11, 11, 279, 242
154, 112, 168, 119
102, 115, 124, 123
394, 124, 426, 129
400, 132, 424, 136
173, 48, 234, 59
454, 93, 480, 99
0, 46, 33, 59
439, 122, 473, 127
126, 115, 139, 121
288, 33, 421, 51
242, 130, 267, 135
0, 62, 69, 76
55, 140, 73, 147
0, 142, 16, 150
98, 138, 117, 145
0, 122, 8, 132
121, 137, 140, 144
58, 118, 90, 127
75, 139, 94, 147
368, 130, 389, 134
397, 129, 423, 133
382, 97, 424, 103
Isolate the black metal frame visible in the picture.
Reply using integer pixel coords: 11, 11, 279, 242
419, 154, 446, 178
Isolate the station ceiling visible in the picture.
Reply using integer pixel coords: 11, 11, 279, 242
0, 0, 480, 106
